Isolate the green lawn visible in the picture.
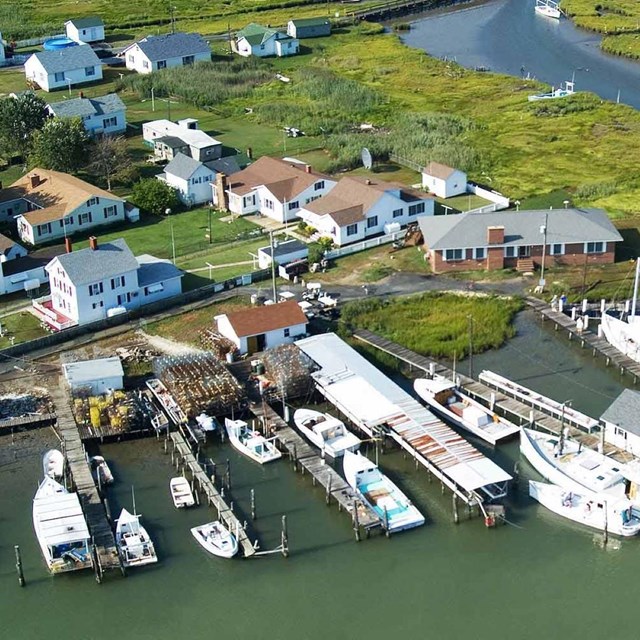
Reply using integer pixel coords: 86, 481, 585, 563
0, 310, 48, 347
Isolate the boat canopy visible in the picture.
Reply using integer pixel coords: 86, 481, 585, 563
34, 493, 90, 547
446, 458, 513, 492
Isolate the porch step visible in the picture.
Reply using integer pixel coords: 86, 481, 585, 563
516, 258, 535, 273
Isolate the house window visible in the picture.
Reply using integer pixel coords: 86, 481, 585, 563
87, 197, 99, 206
392, 208, 403, 218
504, 246, 516, 258
38, 223, 52, 236
79, 212, 92, 225
288, 201, 299, 211
346, 223, 358, 236
142, 60, 149, 69
305, 196, 320, 204
260, 45, 265, 50
54, 71, 65, 82
157, 60, 167, 69
284, 328, 290, 337
264, 199, 274, 210
474, 248, 486, 260
85, 66, 95, 77
103, 205, 117, 218
550, 243, 564, 255
92, 301, 104, 310
367, 216, 378, 229
128, 55, 135, 64
182, 55, 195, 65
444, 249, 464, 261
586, 241, 605, 254
408, 202, 426, 216
314, 181, 325, 191
103, 116, 117, 128
110, 275, 125, 289
88, 282, 104, 296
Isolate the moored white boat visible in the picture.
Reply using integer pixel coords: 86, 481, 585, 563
293, 408, 361, 457
534, 0, 561, 19
528, 81, 575, 102
224, 418, 282, 464
170, 476, 195, 508
115, 508, 158, 567
43, 449, 64, 479
32, 477, 93, 573
191, 520, 238, 558
146, 378, 187, 425
529, 480, 640, 537
414, 376, 519, 445
343, 451, 424, 533
90, 455, 114, 486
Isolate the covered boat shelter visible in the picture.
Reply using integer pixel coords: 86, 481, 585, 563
295, 333, 512, 507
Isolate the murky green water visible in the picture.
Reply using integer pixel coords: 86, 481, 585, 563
1, 311, 636, 640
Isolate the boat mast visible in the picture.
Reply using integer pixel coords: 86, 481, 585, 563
131, 485, 137, 516
631, 258, 640, 319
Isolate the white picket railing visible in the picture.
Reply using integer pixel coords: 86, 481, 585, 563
324, 230, 407, 260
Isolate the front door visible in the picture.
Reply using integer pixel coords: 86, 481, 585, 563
518, 246, 531, 258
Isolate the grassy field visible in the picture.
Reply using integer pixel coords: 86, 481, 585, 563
340, 292, 523, 359
0, 310, 48, 347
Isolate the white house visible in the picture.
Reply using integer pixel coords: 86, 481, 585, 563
5, 169, 137, 246
24, 46, 102, 92
0, 233, 50, 296
64, 17, 105, 44
32, 237, 184, 330
62, 356, 124, 394
600, 389, 640, 456
298, 176, 434, 246
234, 23, 299, 58
257, 238, 308, 269
421, 161, 467, 199
142, 118, 222, 162
214, 156, 336, 223
47, 93, 126, 136
157, 153, 214, 206
215, 300, 307, 355
121, 32, 211, 74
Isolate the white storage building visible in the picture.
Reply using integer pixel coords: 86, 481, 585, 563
62, 356, 124, 394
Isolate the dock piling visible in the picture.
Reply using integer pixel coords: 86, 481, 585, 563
225, 459, 231, 489
383, 506, 390, 538
353, 500, 361, 542
281, 515, 289, 558
452, 494, 459, 524
14, 545, 25, 587
250, 489, 256, 520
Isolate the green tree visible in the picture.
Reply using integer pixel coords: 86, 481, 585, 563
131, 178, 180, 215
29, 118, 89, 173
87, 136, 137, 191
0, 92, 47, 160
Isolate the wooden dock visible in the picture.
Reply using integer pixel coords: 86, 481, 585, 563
526, 296, 640, 383
51, 380, 122, 581
168, 431, 256, 557
0, 413, 55, 436
352, 330, 631, 461
248, 401, 381, 538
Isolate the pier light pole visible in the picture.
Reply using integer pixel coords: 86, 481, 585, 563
539, 212, 548, 292
558, 400, 572, 456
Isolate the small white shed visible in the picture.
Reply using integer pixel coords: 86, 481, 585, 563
421, 161, 467, 199
601, 389, 640, 456
62, 357, 124, 395
257, 238, 308, 269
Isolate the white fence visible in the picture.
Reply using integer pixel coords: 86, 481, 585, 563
466, 182, 510, 213
324, 230, 407, 260
15, 34, 64, 48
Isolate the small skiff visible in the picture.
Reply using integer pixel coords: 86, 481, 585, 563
43, 449, 64, 479
224, 418, 282, 465
170, 476, 195, 508
293, 408, 360, 457
191, 520, 238, 558
90, 455, 114, 486
115, 508, 158, 567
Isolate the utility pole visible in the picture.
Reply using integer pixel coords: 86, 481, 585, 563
208, 205, 213, 244
467, 315, 474, 379
270, 230, 278, 303
539, 212, 548, 292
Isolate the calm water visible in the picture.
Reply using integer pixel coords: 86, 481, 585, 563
1, 310, 637, 640
402, 0, 640, 109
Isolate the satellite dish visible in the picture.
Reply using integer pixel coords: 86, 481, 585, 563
361, 147, 373, 170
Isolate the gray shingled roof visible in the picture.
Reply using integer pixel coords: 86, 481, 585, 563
30, 46, 101, 74
65, 17, 104, 29
418, 208, 623, 250
601, 389, 640, 436
128, 32, 210, 63
259, 238, 308, 259
53, 238, 138, 286
136, 254, 183, 286
164, 153, 203, 180
48, 93, 125, 119
206, 156, 241, 176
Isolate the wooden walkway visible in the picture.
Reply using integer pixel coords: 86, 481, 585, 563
248, 402, 381, 537
0, 413, 55, 436
526, 296, 640, 383
51, 380, 122, 580
168, 431, 256, 557
352, 330, 632, 462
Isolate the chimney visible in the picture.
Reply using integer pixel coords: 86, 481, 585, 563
215, 173, 228, 212
305, 165, 311, 174
65, 237, 72, 253
30, 174, 40, 189
89, 236, 98, 251
486, 225, 504, 245
246, 147, 253, 160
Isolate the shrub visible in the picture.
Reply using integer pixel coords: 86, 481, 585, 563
131, 178, 180, 215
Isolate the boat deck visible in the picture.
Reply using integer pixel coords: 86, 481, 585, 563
168, 431, 256, 557
248, 402, 381, 534
50, 378, 122, 578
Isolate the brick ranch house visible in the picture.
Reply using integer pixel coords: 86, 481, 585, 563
417, 208, 622, 274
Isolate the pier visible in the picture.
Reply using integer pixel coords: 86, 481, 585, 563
167, 431, 257, 557
525, 296, 640, 383
0, 413, 55, 436
248, 401, 381, 538
50, 380, 122, 581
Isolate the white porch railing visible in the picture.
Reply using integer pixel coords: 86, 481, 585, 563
324, 230, 407, 260
32, 296, 76, 331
